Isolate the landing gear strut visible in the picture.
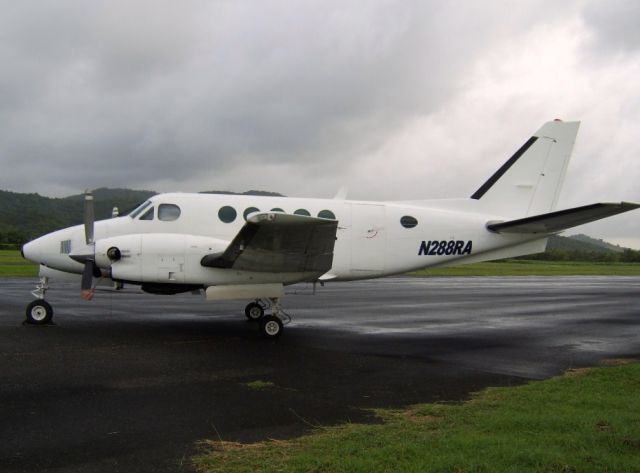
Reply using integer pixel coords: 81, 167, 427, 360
245, 297, 291, 338
26, 276, 53, 325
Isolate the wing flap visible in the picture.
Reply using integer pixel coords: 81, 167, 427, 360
487, 202, 639, 234
201, 212, 338, 273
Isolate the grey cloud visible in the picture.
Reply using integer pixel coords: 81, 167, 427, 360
582, 0, 640, 53
1, 0, 563, 194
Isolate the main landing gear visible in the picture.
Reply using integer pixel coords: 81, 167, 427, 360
244, 298, 291, 339
25, 276, 54, 325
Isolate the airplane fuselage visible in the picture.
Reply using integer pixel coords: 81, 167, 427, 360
24, 192, 543, 287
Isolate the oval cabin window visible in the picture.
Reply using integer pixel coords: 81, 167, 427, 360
218, 206, 237, 223
243, 207, 260, 221
400, 216, 418, 228
318, 210, 336, 220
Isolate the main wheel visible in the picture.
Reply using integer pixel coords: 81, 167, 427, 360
245, 302, 264, 321
26, 300, 53, 325
259, 315, 283, 339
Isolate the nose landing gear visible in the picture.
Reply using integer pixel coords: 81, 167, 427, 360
26, 276, 54, 325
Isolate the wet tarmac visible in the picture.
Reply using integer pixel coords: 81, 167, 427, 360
1, 276, 639, 472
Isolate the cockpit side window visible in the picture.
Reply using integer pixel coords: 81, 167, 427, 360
139, 206, 154, 220
129, 200, 152, 219
158, 204, 181, 221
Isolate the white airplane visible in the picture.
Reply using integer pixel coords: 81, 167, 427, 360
21, 120, 638, 338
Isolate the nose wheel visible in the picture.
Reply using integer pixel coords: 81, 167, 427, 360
26, 300, 53, 325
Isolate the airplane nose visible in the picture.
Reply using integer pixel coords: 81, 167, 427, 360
22, 240, 36, 263
21, 239, 47, 265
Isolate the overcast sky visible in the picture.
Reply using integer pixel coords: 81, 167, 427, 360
1, 0, 638, 247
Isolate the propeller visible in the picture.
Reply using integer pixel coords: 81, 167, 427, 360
70, 191, 123, 298
84, 190, 94, 245
80, 191, 97, 300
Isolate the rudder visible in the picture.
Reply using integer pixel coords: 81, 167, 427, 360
471, 120, 580, 218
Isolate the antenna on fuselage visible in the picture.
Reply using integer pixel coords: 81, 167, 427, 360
333, 186, 348, 200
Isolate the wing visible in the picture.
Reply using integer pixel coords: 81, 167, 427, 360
487, 202, 639, 234
201, 212, 338, 273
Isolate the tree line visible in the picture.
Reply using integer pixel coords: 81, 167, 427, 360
518, 248, 640, 263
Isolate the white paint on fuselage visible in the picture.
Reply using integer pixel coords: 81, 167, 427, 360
23, 192, 543, 286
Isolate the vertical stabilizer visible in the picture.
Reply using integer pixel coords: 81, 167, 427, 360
471, 120, 580, 217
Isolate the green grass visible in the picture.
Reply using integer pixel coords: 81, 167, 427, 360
0, 250, 38, 277
194, 361, 640, 473
409, 260, 640, 277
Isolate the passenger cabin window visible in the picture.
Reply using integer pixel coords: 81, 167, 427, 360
243, 207, 260, 221
318, 210, 336, 220
158, 204, 181, 221
140, 206, 154, 220
294, 209, 310, 216
218, 206, 237, 223
400, 216, 418, 228
129, 200, 152, 219
270, 208, 284, 213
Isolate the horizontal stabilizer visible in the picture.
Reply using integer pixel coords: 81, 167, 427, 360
487, 202, 639, 234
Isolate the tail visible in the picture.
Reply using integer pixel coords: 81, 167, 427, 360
471, 120, 580, 218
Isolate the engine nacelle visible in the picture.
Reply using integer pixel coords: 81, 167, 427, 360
94, 233, 228, 284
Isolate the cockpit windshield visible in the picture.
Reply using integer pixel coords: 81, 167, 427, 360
129, 200, 152, 219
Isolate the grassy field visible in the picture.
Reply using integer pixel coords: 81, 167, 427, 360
0, 249, 38, 277
194, 361, 640, 473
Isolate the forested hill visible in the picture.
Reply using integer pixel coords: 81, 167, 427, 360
0, 188, 156, 240
567, 234, 626, 253
0, 188, 282, 242
526, 234, 639, 262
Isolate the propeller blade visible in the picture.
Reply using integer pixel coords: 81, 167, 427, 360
81, 261, 96, 300
84, 191, 95, 245
81, 261, 93, 290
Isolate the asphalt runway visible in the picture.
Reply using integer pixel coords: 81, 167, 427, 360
1, 276, 639, 472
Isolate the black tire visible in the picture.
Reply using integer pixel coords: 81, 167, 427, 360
26, 300, 53, 325
244, 302, 264, 321
259, 315, 283, 339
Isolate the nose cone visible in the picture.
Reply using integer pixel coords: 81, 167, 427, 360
22, 226, 86, 274
21, 239, 42, 264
